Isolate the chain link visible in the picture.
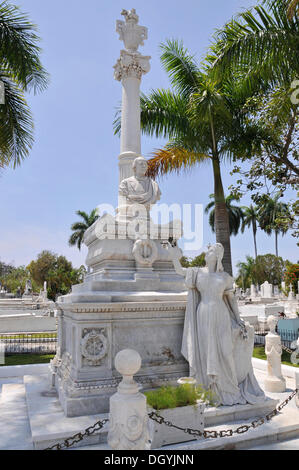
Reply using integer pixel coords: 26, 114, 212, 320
281, 344, 293, 355
148, 388, 298, 440
44, 418, 109, 450
44, 388, 298, 449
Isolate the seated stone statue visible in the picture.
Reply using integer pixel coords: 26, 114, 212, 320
169, 242, 266, 406
119, 157, 161, 211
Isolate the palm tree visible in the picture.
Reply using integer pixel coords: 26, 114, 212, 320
236, 256, 256, 289
287, 0, 299, 19
114, 41, 262, 275
241, 205, 259, 259
0, 2, 48, 169
258, 193, 290, 256
205, 194, 245, 237
211, 0, 299, 91
69, 209, 100, 251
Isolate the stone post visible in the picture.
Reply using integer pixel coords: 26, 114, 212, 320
250, 284, 256, 298
108, 349, 150, 450
265, 316, 286, 393
114, 9, 151, 192
295, 371, 299, 408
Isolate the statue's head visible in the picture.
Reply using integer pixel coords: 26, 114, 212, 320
205, 243, 224, 272
132, 157, 148, 178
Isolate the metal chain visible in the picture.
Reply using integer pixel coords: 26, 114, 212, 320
44, 417, 109, 450
44, 388, 298, 450
281, 344, 293, 354
148, 388, 299, 440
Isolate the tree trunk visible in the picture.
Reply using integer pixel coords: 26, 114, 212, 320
212, 156, 232, 275
253, 228, 258, 260
275, 231, 278, 257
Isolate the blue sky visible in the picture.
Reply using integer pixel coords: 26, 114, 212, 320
0, 0, 297, 274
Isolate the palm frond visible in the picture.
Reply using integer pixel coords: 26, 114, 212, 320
211, 4, 299, 87
160, 39, 201, 98
0, 72, 33, 168
0, 1, 49, 93
140, 89, 191, 139
147, 146, 211, 178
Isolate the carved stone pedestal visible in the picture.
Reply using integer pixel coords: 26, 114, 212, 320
53, 298, 188, 417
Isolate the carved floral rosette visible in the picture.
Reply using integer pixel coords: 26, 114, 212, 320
81, 328, 108, 366
108, 409, 150, 450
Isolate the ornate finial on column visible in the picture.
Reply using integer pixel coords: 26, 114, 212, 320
114, 9, 151, 81
114, 9, 151, 191
107, 349, 150, 450
116, 9, 147, 52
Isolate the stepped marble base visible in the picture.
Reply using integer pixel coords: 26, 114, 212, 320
23, 374, 281, 450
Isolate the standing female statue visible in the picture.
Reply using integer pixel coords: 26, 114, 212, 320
169, 243, 265, 406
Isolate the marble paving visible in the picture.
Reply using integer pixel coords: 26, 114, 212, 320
0, 368, 298, 451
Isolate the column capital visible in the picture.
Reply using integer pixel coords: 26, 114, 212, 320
114, 50, 151, 81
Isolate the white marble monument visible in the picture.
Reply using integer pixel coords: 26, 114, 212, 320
108, 349, 150, 450
261, 281, 273, 300
169, 243, 266, 406
51, 10, 188, 417
264, 316, 286, 393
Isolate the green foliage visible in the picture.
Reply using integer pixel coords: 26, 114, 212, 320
145, 384, 218, 410
0, 1, 49, 168
27, 250, 86, 301
0, 354, 55, 367
211, 0, 299, 90
0, 261, 14, 277
180, 253, 206, 268
115, 38, 269, 275
205, 194, 245, 236
236, 256, 256, 288
253, 346, 299, 368
236, 253, 288, 288
0, 265, 38, 294
284, 262, 299, 293
69, 209, 100, 251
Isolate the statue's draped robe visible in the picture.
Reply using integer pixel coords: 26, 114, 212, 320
119, 176, 161, 206
182, 268, 265, 406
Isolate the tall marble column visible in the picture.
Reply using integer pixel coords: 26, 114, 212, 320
114, 9, 151, 194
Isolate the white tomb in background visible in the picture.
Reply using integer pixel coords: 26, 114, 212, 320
51, 9, 188, 417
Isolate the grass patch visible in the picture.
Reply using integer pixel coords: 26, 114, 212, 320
253, 346, 299, 368
0, 354, 55, 366
145, 384, 218, 411
0, 333, 57, 340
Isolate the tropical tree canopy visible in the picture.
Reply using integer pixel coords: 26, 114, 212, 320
180, 253, 206, 268
258, 192, 291, 256
211, 0, 299, 90
69, 209, 100, 251
205, 194, 245, 236
114, 39, 269, 274
241, 205, 259, 259
0, 1, 49, 169
236, 253, 288, 288
27, 250, 85, 301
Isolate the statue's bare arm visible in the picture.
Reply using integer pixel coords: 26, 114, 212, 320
166, 243, 186, 277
